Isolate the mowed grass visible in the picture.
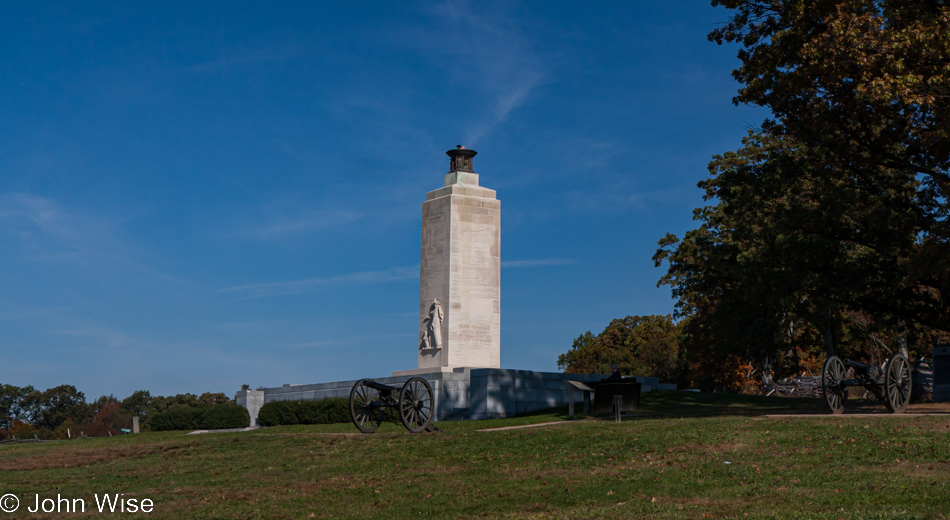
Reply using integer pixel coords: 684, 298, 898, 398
1, 391, 948, 519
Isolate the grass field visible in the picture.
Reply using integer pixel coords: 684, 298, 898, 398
1, 391, 948, 519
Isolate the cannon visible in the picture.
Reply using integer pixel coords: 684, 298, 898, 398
349, 377, 434, 433
821, 353, 912, 414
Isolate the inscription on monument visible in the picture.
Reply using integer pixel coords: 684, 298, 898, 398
451, 324, 491, 343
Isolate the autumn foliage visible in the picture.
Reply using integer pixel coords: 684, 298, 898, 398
557, 315, 687, 386
648, 0, 949, 386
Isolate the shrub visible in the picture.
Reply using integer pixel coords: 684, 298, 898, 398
149, 404, 249, 431
148, 406, 200, 431
257, 398, 352, 426
201, 404, 250, 429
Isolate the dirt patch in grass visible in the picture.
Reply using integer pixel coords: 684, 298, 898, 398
274, 432, 365, 439
0, 442, 187, 471
783, 401, 950, 416
517, 501, 561, 515
653, 495, 729, 507
891, 460, 950, 479
690, 442, 750, 454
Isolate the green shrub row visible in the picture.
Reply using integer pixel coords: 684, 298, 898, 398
149, 404, 249, 431
256, 398, 353, 426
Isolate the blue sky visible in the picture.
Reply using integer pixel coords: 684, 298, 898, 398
0, 1, 768, 400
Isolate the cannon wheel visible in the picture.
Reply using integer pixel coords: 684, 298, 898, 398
399, 377, 433, 433
822, 356, 846, 415
884, 353, 912, 414
350, 379, 384, 433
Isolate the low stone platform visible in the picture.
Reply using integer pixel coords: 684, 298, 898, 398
235, 368, 676, 426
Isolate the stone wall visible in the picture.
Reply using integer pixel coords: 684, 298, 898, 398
468, 369, 657, 420
236, 369, 676, 427
235, 370, 472, 424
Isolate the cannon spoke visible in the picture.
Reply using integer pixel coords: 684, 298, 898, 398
822, 356, 846, 415
884, 354, 912, 414
350, 379, 384, 433
399, 377, 433, 433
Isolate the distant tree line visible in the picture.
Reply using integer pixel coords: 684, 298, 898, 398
0, 384, 235, 440
563, 0, 950, 390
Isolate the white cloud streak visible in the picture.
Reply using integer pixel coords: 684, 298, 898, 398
188, 45, 301, 74
421, 0, 544, 145
234, 210, 364, 240
0, 192, 179, 281
0, 192, 118, 260
54, 326, 144, 349
221, 265, 419, 299
0, 305, 71, 322
276, 333, 407, 350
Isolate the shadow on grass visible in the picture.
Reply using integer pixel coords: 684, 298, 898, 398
638, 390, 828, 416
513, 390, 829, 423
240, 392, 941, 435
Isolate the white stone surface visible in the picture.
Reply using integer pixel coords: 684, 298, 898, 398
234, 390, 265, 427
417, 166, 500, 371
392, 366, 465, 376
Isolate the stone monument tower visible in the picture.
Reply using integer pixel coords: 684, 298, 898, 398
414, 146, 500, 372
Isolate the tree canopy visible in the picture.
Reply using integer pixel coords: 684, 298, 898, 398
0, 384, 238, 440
557, 315, 686, 384
654, 0, 949, 384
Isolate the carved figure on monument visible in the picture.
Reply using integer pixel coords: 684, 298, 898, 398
426, 298, 443, 349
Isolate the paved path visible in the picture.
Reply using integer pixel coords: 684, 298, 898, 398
187, 426, 261, 435
476, 421, 572, 432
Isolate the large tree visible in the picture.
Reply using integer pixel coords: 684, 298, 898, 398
0, 384, 36, 436
655, 0, 949, 380
34, 384, 90, 432
711, 0, 949, 329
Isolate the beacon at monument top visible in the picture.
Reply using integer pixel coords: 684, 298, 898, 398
446, 145, 476, 172
441, 145, 482, 188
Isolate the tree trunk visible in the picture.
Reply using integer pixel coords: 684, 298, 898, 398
823, 312, 837, 358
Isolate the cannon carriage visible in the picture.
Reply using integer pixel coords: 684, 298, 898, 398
349, 377, 435, 433
821, 353, 912, 414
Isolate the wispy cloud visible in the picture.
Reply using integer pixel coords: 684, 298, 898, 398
562, 187, 694, 215
418, 0, 545, 145
0, 305, 71, 322
0, 192, 115, 258
234, 209, 363, 240
0, 192, 179, 281
502, 258, 577, 268
188, 45, 301, 73
277, 333, 407, 350
221, 265, 419, 299
54, 326, 144, 349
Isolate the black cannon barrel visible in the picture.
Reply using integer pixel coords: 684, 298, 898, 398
843, 358, 874, 370
363, 380, 397, 392
843, 358, 883, 379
